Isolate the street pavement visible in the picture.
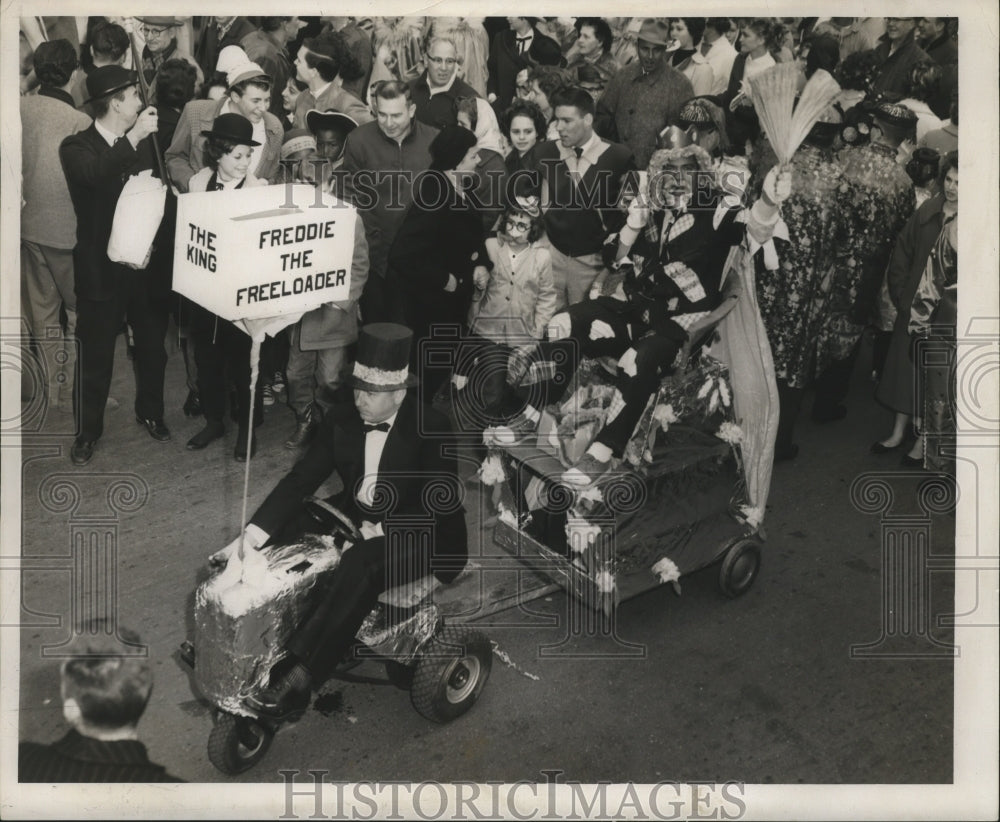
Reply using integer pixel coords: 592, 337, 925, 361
15, 333, 957, 788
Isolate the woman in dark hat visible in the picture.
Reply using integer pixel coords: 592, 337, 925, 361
185, 112, 267, 460
386, 124, 490, 404
187, 112, 264, 191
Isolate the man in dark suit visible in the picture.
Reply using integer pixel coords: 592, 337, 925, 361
212, 324, 469, 717
486, 17, 563, 110
59, 65, 170, 465
193, 15, 258, 79
535, 85, 636, 309
19, 623, 183, 782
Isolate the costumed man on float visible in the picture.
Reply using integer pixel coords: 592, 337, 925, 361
489, 134, 791, 487
210, 323, 468, 718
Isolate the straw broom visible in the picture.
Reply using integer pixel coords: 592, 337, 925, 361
748, 64, 842, 166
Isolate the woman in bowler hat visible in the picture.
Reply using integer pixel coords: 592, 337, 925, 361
185, 112, 268, 460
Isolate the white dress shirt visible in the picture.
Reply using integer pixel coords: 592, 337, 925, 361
357, 410, 399, 508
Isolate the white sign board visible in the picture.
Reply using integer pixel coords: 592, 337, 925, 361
173, 184, 358, 322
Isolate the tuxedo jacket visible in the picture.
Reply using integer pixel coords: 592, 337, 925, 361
250, 395, 468, 583
59, 125, 164, 301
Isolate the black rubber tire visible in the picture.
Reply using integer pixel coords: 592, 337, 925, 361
410, 627, 492, 723
719, 538, 762, 598
385, 659, 415, 690
207, 712, 274, 775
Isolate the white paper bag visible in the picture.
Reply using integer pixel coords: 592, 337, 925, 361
107, 170, 166, 269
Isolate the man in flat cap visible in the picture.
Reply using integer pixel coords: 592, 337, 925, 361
165, 61, 284, 190
59, 65, 168, 465
595, 18, 695, 168
136, 16, 203, 103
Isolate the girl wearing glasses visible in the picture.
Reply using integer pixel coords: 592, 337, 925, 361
454, 196, 556, 431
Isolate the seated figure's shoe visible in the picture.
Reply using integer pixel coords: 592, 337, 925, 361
484, 411, 537, 446
244, 664, 312, 720
244, 683, 311, 720
561, 452, 611, 487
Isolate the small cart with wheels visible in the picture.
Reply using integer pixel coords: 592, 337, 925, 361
181, 501, 498, 776
481, 268, 767, 619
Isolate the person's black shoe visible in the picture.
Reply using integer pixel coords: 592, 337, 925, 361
70, 439, 95, 465
186, 421, 225, 450
244, 685, 311, 720
244, 662, 312, 719
183, 389, 202, 418
234, 429, 257, 461
284, 406, 318, 449
136, 416, 171, 442
811, 403, 848, 423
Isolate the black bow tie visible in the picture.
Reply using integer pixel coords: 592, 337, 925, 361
363, 422, 391, 434
516, 35, 532, 42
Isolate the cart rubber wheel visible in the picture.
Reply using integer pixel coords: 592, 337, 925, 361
411, 627, 492, 723
719, 538, 762, 598
207, 712, 274, 775
385, 659, 415, 690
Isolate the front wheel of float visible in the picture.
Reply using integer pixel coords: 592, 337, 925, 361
718, 537, 762, 598
411, 626, 492, 723
207, 711, 274, 775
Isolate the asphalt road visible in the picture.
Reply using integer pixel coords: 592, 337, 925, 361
15, 333, 957, 791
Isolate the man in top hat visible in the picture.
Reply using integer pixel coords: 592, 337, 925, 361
135, 16, 203, 103
59, 65, 169, 465
595, 18, 695, 168
291, 31, 373, 130
812, 101, 916, 424
165, 61, 284, 191
211, 323, 468, 718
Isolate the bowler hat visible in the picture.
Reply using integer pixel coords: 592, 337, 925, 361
84, 64, 138, 104
637, 18, 671, 48
350, 324, 419, 392
136, 16, 180, 28
305, 109, 359, 137
200, 113, 261, 146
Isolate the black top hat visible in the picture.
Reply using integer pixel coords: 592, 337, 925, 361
200, 113, 261, 146
84, 65, 138, 104
350, 324, 419, 392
